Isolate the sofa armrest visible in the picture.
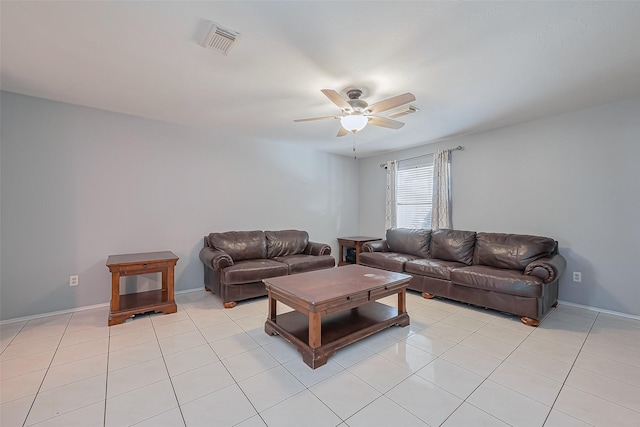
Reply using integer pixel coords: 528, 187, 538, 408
305, 241, 332, 256
362, 240, 388, 253
524, 253, 566, 283
199, 247, 234, 271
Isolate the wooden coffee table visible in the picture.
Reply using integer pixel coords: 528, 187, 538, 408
263, 264, 411, 369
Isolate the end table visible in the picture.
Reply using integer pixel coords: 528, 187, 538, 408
336, 236, 380, 266
106, 251, 178, 326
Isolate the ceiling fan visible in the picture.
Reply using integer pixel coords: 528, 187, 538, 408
294, 88, 417, 137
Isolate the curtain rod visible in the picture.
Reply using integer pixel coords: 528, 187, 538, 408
379, 145, 465, 168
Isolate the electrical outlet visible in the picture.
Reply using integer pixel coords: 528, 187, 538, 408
572, 272, 582, 283
69, 275, 79, 287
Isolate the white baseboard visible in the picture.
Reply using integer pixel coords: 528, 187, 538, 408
2, 291, 636, 325
557, 299, 640, 321
0, 302, 110, 325
0, 287, 205, 325
175, 288, 204, 295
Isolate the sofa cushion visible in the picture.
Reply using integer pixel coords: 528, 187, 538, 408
221, 259, 289, 285
209, 231, 267, 261
473, 233, 557, 271
430, 229, 476, 265
450, 265, 543, 298
359, 252, 420, 273
275, 254, 335, 274
265, 230, 309, 258
386, 228, 431, 258
404, 258, 466, 281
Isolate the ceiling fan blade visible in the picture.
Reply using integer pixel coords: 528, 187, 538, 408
387, 111, 409, 119
388, 105, 419, 119
336, 126, 349, 137
368, 116, 405, 129
293, 116, 339, 122
321, 89, 351, 110
366, 92, 416, 114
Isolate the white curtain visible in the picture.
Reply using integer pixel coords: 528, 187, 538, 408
384, 160, 397, 231
431, 149, 452, 229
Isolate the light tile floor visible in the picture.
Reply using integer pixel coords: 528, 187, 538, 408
1, 290, 639, 426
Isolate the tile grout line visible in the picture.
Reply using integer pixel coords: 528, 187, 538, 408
227, 303, 298, 426
148, 313, 188, 427
5, 292, 638, 426
280, 363, 347, 424
377, 302, 544, 426
179, 298, 265, 426
173, 301, 241, 421
0, 321, 29, 357
549, 312, 640, 417
324, 299, 457, 425
20, 314, 73, 427
539, 310, 599, 426
178, 296, 632, 421
457, 314, 557, 425
103, 320, 112, 427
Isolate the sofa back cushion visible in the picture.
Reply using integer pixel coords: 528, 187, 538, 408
265, 230, 309, 258
386, 228, 431, 258
430, 229, 476, 265
208, 230, 266, 261
473, 232, 556, 271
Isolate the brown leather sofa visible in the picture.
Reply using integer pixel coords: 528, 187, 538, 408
199, 230, 335, 308
359, 228, 566, 326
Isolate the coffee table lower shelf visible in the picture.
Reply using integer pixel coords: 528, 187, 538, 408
265, 301, 409, 369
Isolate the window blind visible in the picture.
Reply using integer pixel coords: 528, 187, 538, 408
396, 155, 434, 229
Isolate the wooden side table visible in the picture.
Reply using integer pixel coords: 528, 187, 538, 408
106, 251, 179, 326
337, 236, 381, 266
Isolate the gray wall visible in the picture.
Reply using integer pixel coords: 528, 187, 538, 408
3, 91, 639, 320
0, 92, 359, 320
358, 96, 640, 317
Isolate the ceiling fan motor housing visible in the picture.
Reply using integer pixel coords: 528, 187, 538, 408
346, 89, 368, 112
346, 89, 363, 99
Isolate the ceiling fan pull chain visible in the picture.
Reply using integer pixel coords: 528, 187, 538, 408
352, 132, 357, 159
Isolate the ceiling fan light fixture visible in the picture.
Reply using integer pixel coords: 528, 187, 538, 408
294, 88, 416, 137
340, 114, 368, 133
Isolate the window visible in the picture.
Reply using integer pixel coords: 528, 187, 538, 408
395, 155, 434, 229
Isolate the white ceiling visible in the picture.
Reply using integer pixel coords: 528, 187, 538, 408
2, 1, 640, 157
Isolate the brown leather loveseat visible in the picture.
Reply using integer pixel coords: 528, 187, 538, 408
199, 230, 335, 308
359, 228, 566, 326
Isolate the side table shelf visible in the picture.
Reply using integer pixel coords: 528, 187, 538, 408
336, 236, 381, 266
106, 251, 179, 326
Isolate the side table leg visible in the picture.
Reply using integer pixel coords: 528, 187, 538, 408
163, 267, 175, 303
109, 271, 121, 326
111, 272, 120, 312
355, 242, 362, 264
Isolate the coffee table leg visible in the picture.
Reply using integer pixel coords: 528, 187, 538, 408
397, 288, 410, 327
397, 288, 407, 314
264, 294, 278, 336
309, 312, 321, 348
268, 294, 277, 322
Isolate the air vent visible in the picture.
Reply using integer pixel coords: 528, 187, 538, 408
201, 23, 240, 55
